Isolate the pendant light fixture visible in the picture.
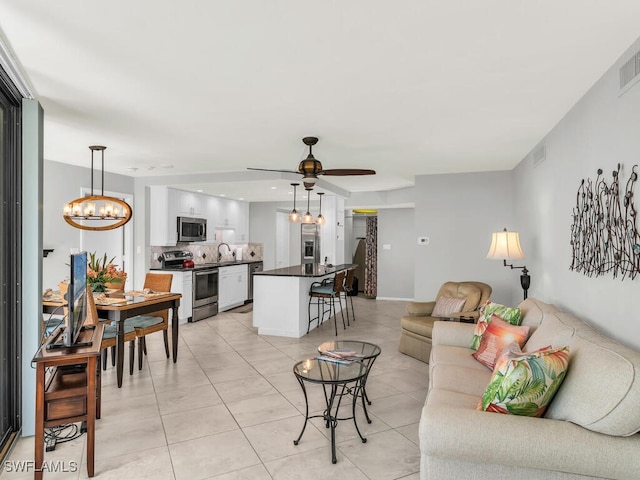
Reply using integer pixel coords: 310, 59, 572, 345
62, 146, 133, 231
302, 188, 315, 224
315, 192, 326, 225
288, 182, 301, 222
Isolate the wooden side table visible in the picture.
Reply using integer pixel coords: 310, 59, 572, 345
32, 324, 103, 479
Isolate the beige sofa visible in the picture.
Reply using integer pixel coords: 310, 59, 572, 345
399, 281, 492, 363
420, 297, 640, 480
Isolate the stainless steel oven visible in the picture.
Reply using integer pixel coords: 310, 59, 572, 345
192, 268, 218, 321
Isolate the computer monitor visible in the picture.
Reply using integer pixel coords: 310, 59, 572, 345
63, 251, 88, 347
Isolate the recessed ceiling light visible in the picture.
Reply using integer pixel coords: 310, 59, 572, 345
271, 186, 277, 190
239, 197, 244, 200
220, 194, 226, 197
126, 167, 138, 172
196, 189, 203, 193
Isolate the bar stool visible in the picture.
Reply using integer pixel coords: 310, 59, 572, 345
308, 270, 347, 335
342, 267, 357, 324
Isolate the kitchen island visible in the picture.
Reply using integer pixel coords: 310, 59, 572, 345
252, 263, 355, 337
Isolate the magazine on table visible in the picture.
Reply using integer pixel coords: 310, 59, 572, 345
317, 348, 365, 364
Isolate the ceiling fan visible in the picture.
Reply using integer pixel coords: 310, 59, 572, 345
247, 136, 375, 189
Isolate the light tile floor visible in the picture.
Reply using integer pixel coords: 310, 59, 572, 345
3, 297, 427, 480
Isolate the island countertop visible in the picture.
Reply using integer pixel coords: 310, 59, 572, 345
255, 263, 355, 278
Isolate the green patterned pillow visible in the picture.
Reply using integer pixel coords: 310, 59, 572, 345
470, 301, 522, 350
478, 345, 570, 417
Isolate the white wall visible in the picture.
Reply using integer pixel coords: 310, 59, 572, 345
512, 35, 640, 350
413, 171, 516, 306
42, 160, 134, 289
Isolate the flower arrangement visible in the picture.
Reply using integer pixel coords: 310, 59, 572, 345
87, 252, 126, 292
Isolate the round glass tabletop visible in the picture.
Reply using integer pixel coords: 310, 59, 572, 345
293, 358, 367, 384
317, 340, 381, 360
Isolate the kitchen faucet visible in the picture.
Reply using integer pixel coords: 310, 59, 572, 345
217, 242, 231, 262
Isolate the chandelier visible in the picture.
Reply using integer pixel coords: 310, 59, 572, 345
62, 146, 132, 231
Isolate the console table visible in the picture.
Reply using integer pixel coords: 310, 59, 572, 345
32, 324, 104, 479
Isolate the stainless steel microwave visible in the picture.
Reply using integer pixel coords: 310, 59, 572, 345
177, 216, 207, 242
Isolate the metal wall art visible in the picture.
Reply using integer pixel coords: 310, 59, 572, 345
570, 163, 640, 279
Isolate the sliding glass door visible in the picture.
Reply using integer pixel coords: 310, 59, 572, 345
0, 67, 22, 457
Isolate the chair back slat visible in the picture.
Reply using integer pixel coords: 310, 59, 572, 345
144, 273, 173, 322
333, 270, 347, 294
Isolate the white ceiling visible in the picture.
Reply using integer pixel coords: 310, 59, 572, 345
1, 1, 640, 202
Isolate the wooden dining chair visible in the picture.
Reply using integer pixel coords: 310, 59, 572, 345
84, 284, 138, 374
125, 273, 173, 369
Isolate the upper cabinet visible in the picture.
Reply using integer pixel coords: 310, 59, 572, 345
148, 187, 249, 246
215, 197, 249, 243
177, 191, 204, 217
148, 186, 179, 246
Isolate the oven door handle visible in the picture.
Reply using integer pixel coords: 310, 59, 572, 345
195, 269, 218, 276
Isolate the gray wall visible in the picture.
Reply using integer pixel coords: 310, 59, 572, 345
413, 171, 515, 306
42, 160, 134, 290
512, 35, 640, 350
377, 208, 414, 299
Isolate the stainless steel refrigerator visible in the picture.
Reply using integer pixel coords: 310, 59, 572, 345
301, 223, 321, 273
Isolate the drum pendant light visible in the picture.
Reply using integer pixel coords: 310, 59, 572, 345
62, 146, 133, 231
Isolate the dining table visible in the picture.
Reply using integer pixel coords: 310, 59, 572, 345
43, 291, 182, 388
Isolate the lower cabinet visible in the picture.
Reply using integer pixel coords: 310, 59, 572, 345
219, 265, 248, 312
166, 271, 193, 322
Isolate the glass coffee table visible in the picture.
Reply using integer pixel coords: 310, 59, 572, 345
318, 340, 381, 423
293, 358, 368, 464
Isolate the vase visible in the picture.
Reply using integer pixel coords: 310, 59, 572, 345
105, 273, 126, 292
91, 283, 107, 293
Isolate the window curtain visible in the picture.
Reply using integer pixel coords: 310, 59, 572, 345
364, 216, 377, 298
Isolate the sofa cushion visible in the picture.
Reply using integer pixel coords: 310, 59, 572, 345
430, 345, 489, 372
471, 301, 523, 350
517, 297, 561, 333
523, 313, 576, 353
546, 331, 640, 436
479, 344, 570, 417
472, 315, 530, 370
401, 315, 437, 338
432, 296, 466, 317
430, 364, 493, 397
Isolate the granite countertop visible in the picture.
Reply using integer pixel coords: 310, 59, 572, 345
255, 263, 355, 278
151, 259, 263, 272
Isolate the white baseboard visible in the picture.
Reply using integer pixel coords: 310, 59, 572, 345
375, 297, 414, 302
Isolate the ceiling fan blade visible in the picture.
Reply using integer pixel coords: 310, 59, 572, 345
320, 168, 376, 176
247, 167, 300, 174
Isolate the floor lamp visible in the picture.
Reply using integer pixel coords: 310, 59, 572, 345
487, 228, 531, 300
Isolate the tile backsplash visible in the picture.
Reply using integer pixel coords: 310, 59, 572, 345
149, 243, 263, 269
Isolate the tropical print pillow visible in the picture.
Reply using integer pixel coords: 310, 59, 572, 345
470, 300, 523, 350
478, 345, 570, 417
472, 315, 530, 370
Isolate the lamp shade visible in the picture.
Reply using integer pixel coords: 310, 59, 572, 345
486, 230, 525, 260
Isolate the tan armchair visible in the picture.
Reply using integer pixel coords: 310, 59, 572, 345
399, 281, 492, 363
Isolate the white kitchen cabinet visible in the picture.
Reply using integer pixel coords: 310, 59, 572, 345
203, 195, 218, 243
215, 198, 249, 243
218, 264, 248, 311
148, 186, 179, 246
165, 271, 192, 323
177, 190, 204, 217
